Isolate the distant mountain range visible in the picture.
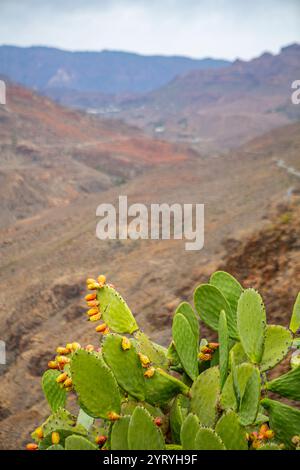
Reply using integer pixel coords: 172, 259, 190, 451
116, 43, 300, 151
0, 45, 230, 95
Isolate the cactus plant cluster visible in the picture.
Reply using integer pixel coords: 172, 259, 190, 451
27, 272, 300, 450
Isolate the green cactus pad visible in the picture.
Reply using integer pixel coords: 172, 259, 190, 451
218, 310, 229, 389
220, 363, 258, 413
215, 410, 248, 450
230, 350, 241, 408
175, 302, 199, 343
102, 334, 145, 401
40, 409, 80, 437
266, 365, 300, 400
76, 409, 94, 431
229, 342, 248, 368
172, 313, 199, 380
237, 289, 266, 364
111, 416, 130, 450
134, 331, 168, 369
190, 366, 220, 427
239, 367, 260, 425
42, 369, 67, 412
194, 284, 238, 339
260, 325, 292, 372
65, 435, 98, 450
261, 398, 300, 449
210, 271, 243, 315
194, 427, 225, 450
169, 396, 184, 444
128, 406, 165, 450
290, 292, 300, 334
144, 367, 189, 406
47, 444, 64, 450
180, 413, 200, 449
71, 349, 121, 419
97, 285, 138, 334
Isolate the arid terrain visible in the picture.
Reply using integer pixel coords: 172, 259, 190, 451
0, 73, 300, 449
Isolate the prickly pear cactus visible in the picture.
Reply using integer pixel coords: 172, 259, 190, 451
27, 272, 300, 451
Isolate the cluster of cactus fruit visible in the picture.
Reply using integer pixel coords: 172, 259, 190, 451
27, 271, 300, 450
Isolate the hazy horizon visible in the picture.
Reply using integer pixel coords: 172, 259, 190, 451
0, 0, 300, 61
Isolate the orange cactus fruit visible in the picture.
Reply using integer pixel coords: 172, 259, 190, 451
87, 300, 99, 308
85, 293, 97, 301
26, 443, 38, 451
200, 346, 213, 354
87, 307, 99, 316
107, 412, 120, 421
265, 430, 275, 439
56, 372, 68, 383
198, 352, 212, 361
103, 327, 110, 335
87, 282, 100, 290
51, 432, 60, 445
144, 367, 155, 378
154, 417, 162, 427
95, 435, 107, 446
121, 337, 131, 351
86, 278, 97, 285
207, 342, 219, 350
85, 344, 94, 352
95, 323, 107, 333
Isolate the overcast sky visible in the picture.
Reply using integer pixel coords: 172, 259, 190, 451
0, 0, 299, 60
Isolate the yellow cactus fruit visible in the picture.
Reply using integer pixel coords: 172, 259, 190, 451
198, 352, 212, 361
87, 282, 100, 290
63, 377, 72, 388
121, 336, 131, 351
103, 327, 110, 335
97, 274, 106, 286
139, 353, 151, 368
71, 342, 81, 351
48, 360, 58, 369
86, 278, 96, 285
265, 430, 275, 440
89, 312, 102, 322
144, 367, 155, 378
65, 343, 73, 351
51, 432, 60, 445
95, 323, 107, 333
56, 372, 68, 383
35, 427, 43, 440
85, 344, 94, 352
56, 346, 70, 355
56, 355, 70, 365
87, 307, 99, 317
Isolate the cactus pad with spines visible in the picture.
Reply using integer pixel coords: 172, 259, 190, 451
71, 349, 121, 419
97, 285, 138, 334
111, 416, 130, 450
180, 413, 200, 450
42, 369, 67, 412
239, 366, 260, 425
65, 435, 98, 450
215, 410, 248, 450
218, 310, 229, 389
144, 367, 189, 406
172, 312, 199, 380
261, 398, 300, 449
266, 365, 300, 400
194, 427, 225, 450
175, 302, 199, 343
190, 366, 220, 427
134, 331, 169, 369
237, 289, 266, 364
102, 333, 145, 401
194, 284, 238, 339
290, 292, 300, 334
260, 325, 292, 372
210, 271, 243, 315
128, 407, 165, 450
